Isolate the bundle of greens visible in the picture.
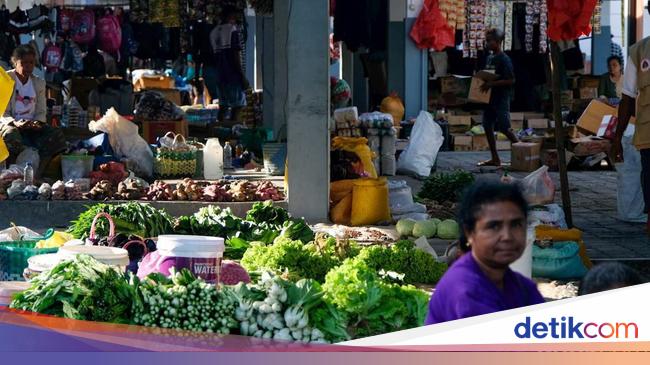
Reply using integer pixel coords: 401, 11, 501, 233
322, 258, 430, 339
240, 235, 358, 283
417, 170, 475, 203
131, 269, 237, 334
67, 202, 175, 239
356, 240, 447, 285
228, 273, 349, 343
10, 255, 135, 324
174, 203, 314, 259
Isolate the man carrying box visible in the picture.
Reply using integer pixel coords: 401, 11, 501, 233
613, 0, 650, 233
477, 28, 519, 167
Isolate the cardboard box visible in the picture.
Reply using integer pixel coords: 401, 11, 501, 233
577, 100, 617, 135
579, 75, 601, 89
468, 71, 499, 104
524, 112, 546, 120
447, 115, 472, 133
440, 76, 471, 97
511, 142, 542, 172
141, 119, 189, 144
570, 136, 611, 157
472, 134, 489, 151
453, 134, 472, 151
579, 87, 598, 99
528, 119, 550, 129
511, 119, 524, 130
496, 140, 511, 151
542, 149, 574, 171
510, 112, 525, 121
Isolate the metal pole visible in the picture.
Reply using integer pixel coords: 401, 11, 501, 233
550, 41, 573, 228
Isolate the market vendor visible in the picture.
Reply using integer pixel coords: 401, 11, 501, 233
477, 29, 519, 167
424, 181, 544, 325
598, 55, 623, 99
613, 0, 650, 235
0, 45, 66, 172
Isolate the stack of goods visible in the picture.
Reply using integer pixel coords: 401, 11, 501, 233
37, 184, 51, 200
89, 162, 129, 187
181, 105, 219, 127
135, 92, 184, 121
64, 180, 86, 200
172, 178, 205, 201
241, 90, 263, 127
51, 181, 66, 200
85, 180, 115, 200
360, 112, 397, 176
115, 178, 148, 200
145, 181, 174, 201
333, 107, 361, 137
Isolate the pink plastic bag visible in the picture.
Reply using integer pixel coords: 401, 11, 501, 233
522, 166, 556, 205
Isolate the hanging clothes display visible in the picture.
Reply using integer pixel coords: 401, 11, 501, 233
504, 1, 513, 51
539, 0, 548, 53
410, 0, 455, 51
591, 0, 602, 35
547, 0, 598, 41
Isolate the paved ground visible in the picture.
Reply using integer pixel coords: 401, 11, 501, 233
426, 151, 650, 261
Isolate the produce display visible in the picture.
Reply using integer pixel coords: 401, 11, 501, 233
396, 218, 459, 241
132, 269, 237, 333
68, 202, 175, 239
418, 170, 475, 203
7, 200, 445, 343
10, 255, 135, 323
0, 175, 284, 202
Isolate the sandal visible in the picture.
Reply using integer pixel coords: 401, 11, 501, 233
477, 160, 501, 167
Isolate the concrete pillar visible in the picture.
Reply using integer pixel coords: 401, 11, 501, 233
245, 8, 257, 89
273, 1, 290, 138
260, 16, 275, 130
275, 0, 330, 222
387, 0, 428, 119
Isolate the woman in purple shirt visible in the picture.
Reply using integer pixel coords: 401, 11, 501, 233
425, 181, 544, 325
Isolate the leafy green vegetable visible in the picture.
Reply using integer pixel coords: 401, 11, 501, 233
68, 202, 174, 239
10, 255, 135, 324
417, 170, 475, 203
280, 218, 315, 243
246, 201, 290, 226
322, 258, 430, 339
240, 237, 344, 283
356, 240, 447, 285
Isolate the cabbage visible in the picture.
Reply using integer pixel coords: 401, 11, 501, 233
437, 219, 460, 240
431, 218, 441, 226
412, 220, 437, 239
396, 218, 417, 237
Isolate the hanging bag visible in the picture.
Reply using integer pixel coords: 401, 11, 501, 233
97, 14, 122, 54
71, 9, 96, 45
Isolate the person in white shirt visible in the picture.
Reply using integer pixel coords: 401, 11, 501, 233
0, 45, 66, 172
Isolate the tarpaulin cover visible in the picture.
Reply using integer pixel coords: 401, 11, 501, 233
547, 0, 598, 41
409, 0, 455, 51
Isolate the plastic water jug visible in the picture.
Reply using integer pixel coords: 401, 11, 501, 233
203, 138, 224, 180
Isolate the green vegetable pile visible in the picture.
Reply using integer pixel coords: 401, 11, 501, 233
10, 255, 135, 324
417, 170, 475, 203
356, 241, 447, 285
68, 202, 175, 239
322, 258, 430, 339
241, 235, 445, 285
229, 272, 349, 343
174, 202, 314, 259
132, 269, 237, 334
240, 235, 352, 283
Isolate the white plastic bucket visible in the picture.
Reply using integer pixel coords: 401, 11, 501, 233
58, 246, 129, 270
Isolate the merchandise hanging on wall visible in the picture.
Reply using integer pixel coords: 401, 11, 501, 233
504, 1, 513, 51
463, 0, 486, 59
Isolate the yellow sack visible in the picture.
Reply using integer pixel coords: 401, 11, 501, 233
330, 194, 352, 225
331, 137, 378, 178
350, 177, 391, 226
535, 225, 592, 269
0, 138, 8, 163
35, 231, 74, 249
330, 179, 355, 204
0, 67, 15, 116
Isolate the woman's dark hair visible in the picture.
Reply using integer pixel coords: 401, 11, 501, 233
578, 262, 644, 295
607, 55, 623, 66
11, 44, 37, 67
457, 180, 528, 252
